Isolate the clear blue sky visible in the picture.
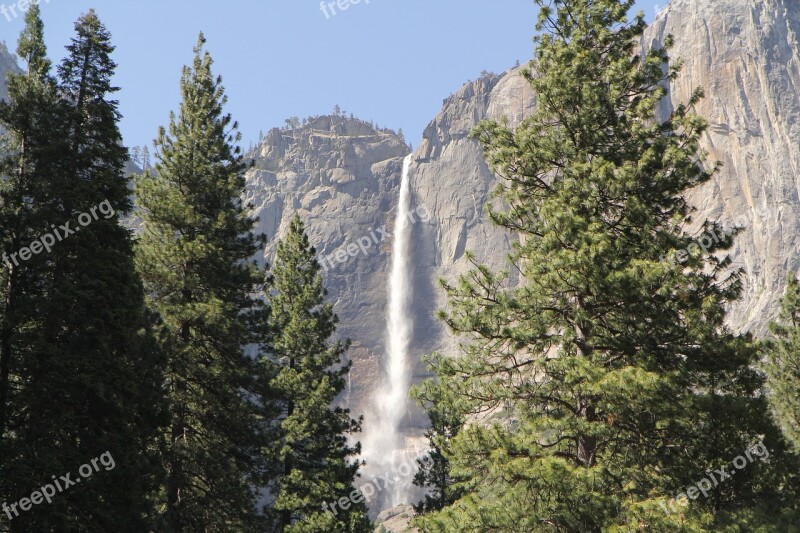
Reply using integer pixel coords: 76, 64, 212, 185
0, 0, 664, 150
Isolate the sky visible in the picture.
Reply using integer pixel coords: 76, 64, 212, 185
0, 0, 665, 150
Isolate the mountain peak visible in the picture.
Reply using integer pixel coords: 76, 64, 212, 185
251, 114, 408, 173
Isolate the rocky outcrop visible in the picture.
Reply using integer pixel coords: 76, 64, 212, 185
0, 41, 21, 138
404, 72, 534, 366
373, 505, 418, 533
243, 82, 538, 461
645, 0, 800, 332
244, 116, 410, 424
400, 0, 800, 394
0, 41, 20, 103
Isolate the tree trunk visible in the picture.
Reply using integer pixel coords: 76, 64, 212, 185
167, 318, 191, 532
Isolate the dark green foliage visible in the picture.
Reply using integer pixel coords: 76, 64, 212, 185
414, 1, 798, 530
0, 3, 57, 451
134, 34, 264, 531
764, 275, 800, 452
0, 8, 166, 531
261, 215, 371, 533
411, 381, 463, 514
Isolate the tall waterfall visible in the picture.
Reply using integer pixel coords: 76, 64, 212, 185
362, 154, 416, 510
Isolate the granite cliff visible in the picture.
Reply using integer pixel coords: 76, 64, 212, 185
0, 42, 20, 103
646, 0, 800, 332
244, 0, 800, 494
244, 116, 412, 429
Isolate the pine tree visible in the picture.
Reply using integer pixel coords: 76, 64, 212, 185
261, 215, 370, 533
411, 384, 463, 514
2, 9, 166, 531
764, 275, 800, 452
131, 145, 141, 166
414, 1, 797, 530
141, 144, 150, 170
0, 2, 56, 452
0, 12, 65, 522
134, 34, 265, 531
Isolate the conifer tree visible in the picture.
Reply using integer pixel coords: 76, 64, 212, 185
131, 145, 141, 166
134, 34, 265, 531
261, 215, 370, 533
2, 9, 166, 531
414, 1, 797, 530
0, 13, 64, 522
411, 385, 463, 514
141, 145, 150, 170
764, 275, 800, 452
0, 2, 56, 451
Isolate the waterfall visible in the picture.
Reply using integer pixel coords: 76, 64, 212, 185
362, 154, 417, 510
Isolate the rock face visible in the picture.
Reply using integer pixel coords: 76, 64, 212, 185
243, 81, 538, 472
373, 505, 418, 533
354, 0, 800, 502
244, 116, 411, 426
397, 0, 800, 396
0, 42, 21, 138
0, 42, 20, 103
250, 0, 800, 505
645, 0, 800, 333
404, 72, 534, 367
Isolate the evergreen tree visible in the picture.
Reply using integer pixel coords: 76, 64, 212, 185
134, 34, 265, 531
2, 9, 166, 531
261, 215, 370, 533
411, 384, 463, 514
0, 13, 64, 524
141, 144, 150, 170
764, 275, 800, 452
414, 1, 797, 530
0, 2, 56, 451
131, 145, 141, 166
